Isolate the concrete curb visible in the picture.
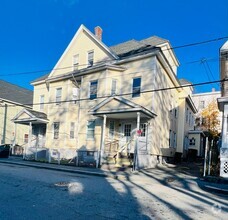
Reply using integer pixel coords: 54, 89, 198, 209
0, 159, 118, 179
197, 179, 228, 195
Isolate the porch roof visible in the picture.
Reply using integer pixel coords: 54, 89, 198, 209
89, 96, 157, 119
12, 108, 49, 125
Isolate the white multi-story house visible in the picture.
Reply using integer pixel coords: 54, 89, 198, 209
13, 24, 196, 168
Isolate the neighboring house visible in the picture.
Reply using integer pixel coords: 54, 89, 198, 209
13, 25, 196, 168
192, 89, 222, 132
0, 80, 33, 153
176, 79, 197, 157
217, 40, 228, 178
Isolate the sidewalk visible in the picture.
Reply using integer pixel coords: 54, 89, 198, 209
0, 156, 131, 179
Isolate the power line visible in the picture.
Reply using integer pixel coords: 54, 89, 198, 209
1, 78, 226, 108
0, 36, 227, 77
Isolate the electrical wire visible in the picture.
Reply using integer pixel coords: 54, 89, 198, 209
0, 36, 227, 77
1, 78, 226, 108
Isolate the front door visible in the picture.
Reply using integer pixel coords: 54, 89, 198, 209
119, 123, 132, 153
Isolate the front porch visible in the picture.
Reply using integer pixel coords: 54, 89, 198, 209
89, 96, 157, 169
12, 108, 48, 160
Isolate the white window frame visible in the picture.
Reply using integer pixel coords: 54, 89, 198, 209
24, 134, 29, 143
87, 120, 95, 139
87, 50, 94, 67
111, 79, 117, 95
70, 122, 75, 139
56, 88, 62, 105
186, 108, 189, 122
132, 77, 141, 98
73, 54, 79, 70
40, 95, 44, 111
89, 80, 98, 100
53, 122, 60, 139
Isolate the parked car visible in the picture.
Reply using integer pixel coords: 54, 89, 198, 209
0, 144, 11, 158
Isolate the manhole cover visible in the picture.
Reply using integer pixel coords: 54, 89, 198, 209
54, 182, 69, 187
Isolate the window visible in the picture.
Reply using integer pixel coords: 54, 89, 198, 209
189, 112, 191, 125
73, 54, 79, 70
109, 121, 115, 139
169, 130, 172, 147
53, 122, 60, 139
72, 87, 79, 102
186, 108, 189, 122
24, 134, 28, 143
124, 124, 131, 137
87, 51, 94, 67
140, 123, 147, 137
70, 122, 75, 139
174, 107, 178, 118
56, 88, 62, 105
132, 77, 141, 97
87, 120, 95, 139
189, 137, 196, 146
90, 80, 98, 99
199, 101, 205, 109
40, 95, 44, 110
111, 79, 117, 95
173, 132, 177, 148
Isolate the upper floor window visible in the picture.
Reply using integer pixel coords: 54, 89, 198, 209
186, 107, 189, 122
87, 50, 94, 67
53, 122, 60, 139
73, 54, 79, 70
132, 77, 141, 97
199, 101, 205, 109
111, 79, 117, 95
40, 95, 44, 110
90, 80, 98, 99
56, 88, 62, 105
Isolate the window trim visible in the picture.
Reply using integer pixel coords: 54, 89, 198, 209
132, 77, 141, 98
87, 50, 94, 67
40, 95, 44, 111
56, 88, 62, 105
87, 120, 95, 140
89, 80, 98, 100
73, 54, 79, 70
53, 122, 60, 139
70, 122, 75, 139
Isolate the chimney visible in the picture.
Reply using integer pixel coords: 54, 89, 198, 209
94, 26, 102, 41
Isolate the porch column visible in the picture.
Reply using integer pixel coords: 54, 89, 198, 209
137, 112, 141, 131
133, 112, 141, 171
99, 114, 107, 166
24, 122, 32, 160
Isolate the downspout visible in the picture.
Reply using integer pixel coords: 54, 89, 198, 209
2, 103, 7, 144
76, 76, 83, 165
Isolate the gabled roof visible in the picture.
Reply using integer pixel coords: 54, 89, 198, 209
12, 108, 48, 124
0, 80, 33, 106
89, 96, 157, 118
110, 36, 168, 56
48, 24, 118, 78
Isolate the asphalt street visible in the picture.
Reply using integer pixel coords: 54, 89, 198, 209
0, 163, 227, 220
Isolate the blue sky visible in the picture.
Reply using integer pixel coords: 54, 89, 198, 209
0, 0, 227, 93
